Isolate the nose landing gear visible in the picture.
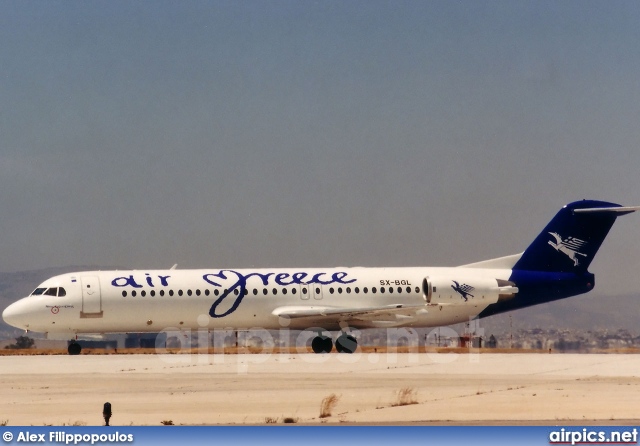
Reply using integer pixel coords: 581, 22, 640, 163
68, 341, 82, 355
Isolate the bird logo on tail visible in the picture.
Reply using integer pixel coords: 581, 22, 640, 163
547, 232, 587, 266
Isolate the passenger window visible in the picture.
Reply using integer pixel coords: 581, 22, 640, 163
214, 289, 219, 296
329, 287, 334, 294
272, 288, 278, 295
160, 290, 165, 296
253, 289, 258, 295
58, 287, 66, 297
372, 287, 377, 293
406, 287, 411, 294
292, 288, 297, 295
196, 289, 201, 296
169, 290, 174, 297
380, 287, 385, 294
415, 286, 420, 293
355, 287, 359, 293
205, 289, 210, 296
363, 287, 368, 293
187, 290, 193, 296
282, 288, 288, 295
263, 288, 268, 295
338, 287, 343, 294
45, 288, 57, 296
141, 290, 146, 297
150, 290, 156, 297
346, 287, 351, 294
122, 291, 127, 297
132, 291, 137, 297
178, 290, 183, 296
397, 287, 402, 294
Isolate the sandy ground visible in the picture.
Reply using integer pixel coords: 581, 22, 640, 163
1, 353, 639, 426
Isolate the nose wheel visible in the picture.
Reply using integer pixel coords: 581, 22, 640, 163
68, 342, 82, 355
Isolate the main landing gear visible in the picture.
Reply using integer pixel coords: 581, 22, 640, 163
335, 333, 357, 353
311, 335, 333, 353
68, 341, 82, 355
310, 332, 358, 354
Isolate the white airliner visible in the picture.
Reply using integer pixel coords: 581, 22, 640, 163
3, 200, 638, 355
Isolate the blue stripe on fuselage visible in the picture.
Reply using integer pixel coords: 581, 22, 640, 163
477, 269, 595, 318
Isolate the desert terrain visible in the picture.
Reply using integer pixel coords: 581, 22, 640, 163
1, 350, 639, 426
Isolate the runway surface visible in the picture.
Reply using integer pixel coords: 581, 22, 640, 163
1, 353, 639, 425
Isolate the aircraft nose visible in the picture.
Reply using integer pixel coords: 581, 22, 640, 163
2, 299, 31, 330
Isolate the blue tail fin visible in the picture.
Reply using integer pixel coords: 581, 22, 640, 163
513, 200, 637, 273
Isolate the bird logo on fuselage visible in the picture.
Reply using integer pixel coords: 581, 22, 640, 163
451, 281, 475, 302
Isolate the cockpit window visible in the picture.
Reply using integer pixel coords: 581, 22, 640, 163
31, 287, 66, 296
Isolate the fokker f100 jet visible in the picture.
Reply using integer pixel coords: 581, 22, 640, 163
3, 200, 638, 355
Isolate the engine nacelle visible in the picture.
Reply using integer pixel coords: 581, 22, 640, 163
423, 276, 518, 306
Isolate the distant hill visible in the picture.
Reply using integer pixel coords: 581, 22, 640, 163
0, 267, 638, 340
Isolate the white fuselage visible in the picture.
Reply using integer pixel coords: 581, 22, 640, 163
4, 200, 635, 344
3, 266, 513, 337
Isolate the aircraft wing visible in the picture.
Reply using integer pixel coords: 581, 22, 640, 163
272, 304, 428, 328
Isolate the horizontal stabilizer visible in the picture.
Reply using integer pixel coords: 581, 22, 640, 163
573, 206, 640, 214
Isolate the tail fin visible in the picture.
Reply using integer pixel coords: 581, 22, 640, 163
513, 200, 639, 273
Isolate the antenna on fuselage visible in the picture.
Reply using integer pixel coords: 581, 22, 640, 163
170, 264, 178, 270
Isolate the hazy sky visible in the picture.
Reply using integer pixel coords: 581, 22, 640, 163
2, 1, 640, 295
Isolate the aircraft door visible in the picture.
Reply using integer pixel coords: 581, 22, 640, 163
80, 276, 103, 318
298, 284, 322, 300
312, 284, 323, 300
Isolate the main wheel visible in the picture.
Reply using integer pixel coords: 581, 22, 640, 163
311, 335, 333, 353
321, 336, 333, 353
68, 342, 82, 355
335, 334, 357, 354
